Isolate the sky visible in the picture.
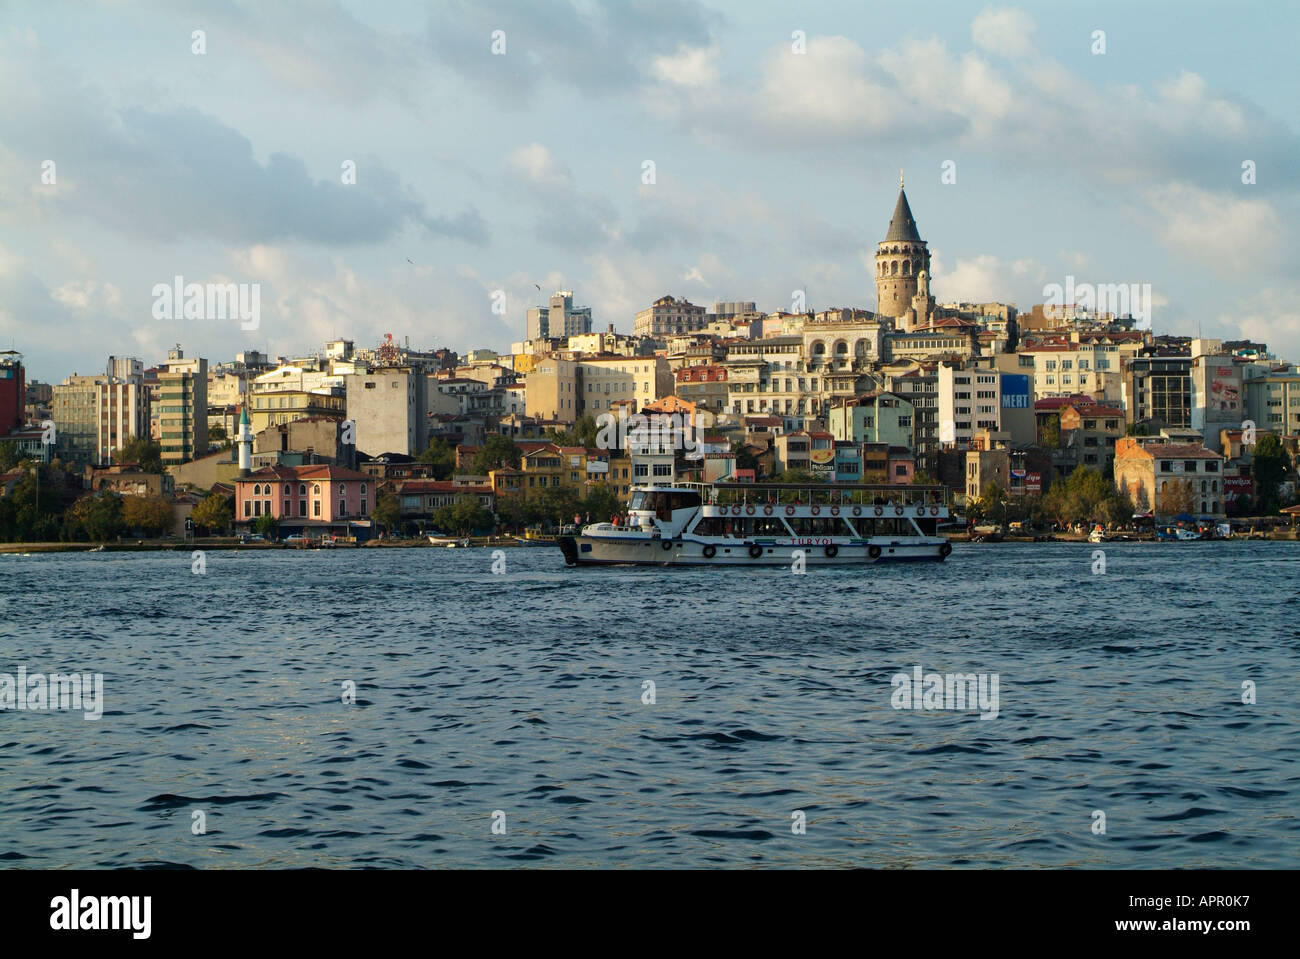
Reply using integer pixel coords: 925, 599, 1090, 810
1, 0, 1296, 383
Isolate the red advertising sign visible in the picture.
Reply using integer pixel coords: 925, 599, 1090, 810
1025, 471, 1042, 494
1224, 475, 1252, 501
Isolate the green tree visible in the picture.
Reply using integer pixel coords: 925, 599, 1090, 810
416, 437, 456, 480
372, 491, 402, 530
1252, 433, 1289, 513
253, 513, 279, 538
432, 495, 494, 536
117, 437, 164, 473
731, 441, 758, 472
579, 484, 622, 524
0, 440, 19, 472
493, 495, 531, 532
191, 492, 234, 534
472, 434, 522, 474
67, 490, 126, 541
122, 494, 173, 536
1039, 413, 1060, 449
548, 412, 600, 449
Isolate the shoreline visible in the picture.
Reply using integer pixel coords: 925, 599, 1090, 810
2, 533, 1295, 553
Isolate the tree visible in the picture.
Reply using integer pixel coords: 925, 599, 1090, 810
372, 491, 401, 530
548, 413, 600, 450
579, 484, 622, 524
531, 485, 580, 528
192, 492, 234, 534
253, 513, 279, 538
1252, 434, 1289, 514
417, 437, 456, 480
117, 437, 164, 473
472, 434, 522, 474
122, 495, 173, 536
731, 441, 758, 472
432, 495, 493, 536
0, 440, 19, 472
1039, 413, 1061, 449
1156, 478, 1196, 517
67, 490, 126, 541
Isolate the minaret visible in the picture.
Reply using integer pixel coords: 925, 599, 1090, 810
875, 171, 931, 329
237, 405, 253, 476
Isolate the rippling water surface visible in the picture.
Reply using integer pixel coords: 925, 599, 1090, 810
1, 542, 1297, 868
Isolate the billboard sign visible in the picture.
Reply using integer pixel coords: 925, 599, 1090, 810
1001, 374, 1030, 409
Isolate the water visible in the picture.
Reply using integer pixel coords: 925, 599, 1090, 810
1, 542, 1297, 868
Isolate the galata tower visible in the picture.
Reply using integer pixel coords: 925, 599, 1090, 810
875, 172, 930, 321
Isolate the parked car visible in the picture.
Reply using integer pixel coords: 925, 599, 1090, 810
283, 534, 308, 544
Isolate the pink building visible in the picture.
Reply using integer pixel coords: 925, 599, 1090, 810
234, 464, 374, 535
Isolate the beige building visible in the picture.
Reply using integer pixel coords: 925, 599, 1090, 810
526, 356, 581, 424
158, 348, 208, 466
1114, 435, 1227, 517
578, 355, 672, 416
52, 362, 149, 466
634, 295, 707, 338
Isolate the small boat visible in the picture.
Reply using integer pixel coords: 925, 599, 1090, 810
427, 536, 470, 548
1156, 525, 1202, 542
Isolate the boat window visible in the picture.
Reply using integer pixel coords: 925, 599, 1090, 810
628, 491, 647, 511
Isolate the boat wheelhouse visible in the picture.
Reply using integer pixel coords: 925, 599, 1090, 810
558, 481, 952, 567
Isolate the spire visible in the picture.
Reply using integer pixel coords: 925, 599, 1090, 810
900, 169, 904, 189
884, 186, 922, 243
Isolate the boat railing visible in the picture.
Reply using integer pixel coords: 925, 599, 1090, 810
707, 483, 949, 508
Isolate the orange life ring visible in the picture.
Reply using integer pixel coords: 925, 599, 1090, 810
746, 505, 755, 515
894, 507, 903, 516
830, 506, 840, 516
916, 506, 925, 517
786, 506, 795, 516
930, 506, 939, 516
810, 506, 820, 516
874, 506, 883, 516
852, 506, 861, 517
763, 505, 773, 516
732, 505, 741, 516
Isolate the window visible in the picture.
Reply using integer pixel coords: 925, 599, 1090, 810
313, 500, 321, 517
284, 500, 291, 514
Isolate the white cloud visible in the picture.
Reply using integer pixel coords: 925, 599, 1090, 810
652, 43, 720, 87
971, 6, 1037, 59
505, 143, 572, 189
931, 252, 1043, 304
1145, 182, 1284, 274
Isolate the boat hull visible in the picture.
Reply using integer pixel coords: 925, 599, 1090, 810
558, 534, 949, 566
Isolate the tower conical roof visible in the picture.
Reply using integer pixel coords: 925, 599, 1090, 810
884, 188, 922, 243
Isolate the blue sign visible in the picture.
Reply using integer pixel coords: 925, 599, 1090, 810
1001, 374, 1030, 409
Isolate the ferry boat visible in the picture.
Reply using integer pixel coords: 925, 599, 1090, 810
558, 482, 952, 567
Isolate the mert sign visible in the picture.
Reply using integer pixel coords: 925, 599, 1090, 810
1001, 374, 1030, 409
